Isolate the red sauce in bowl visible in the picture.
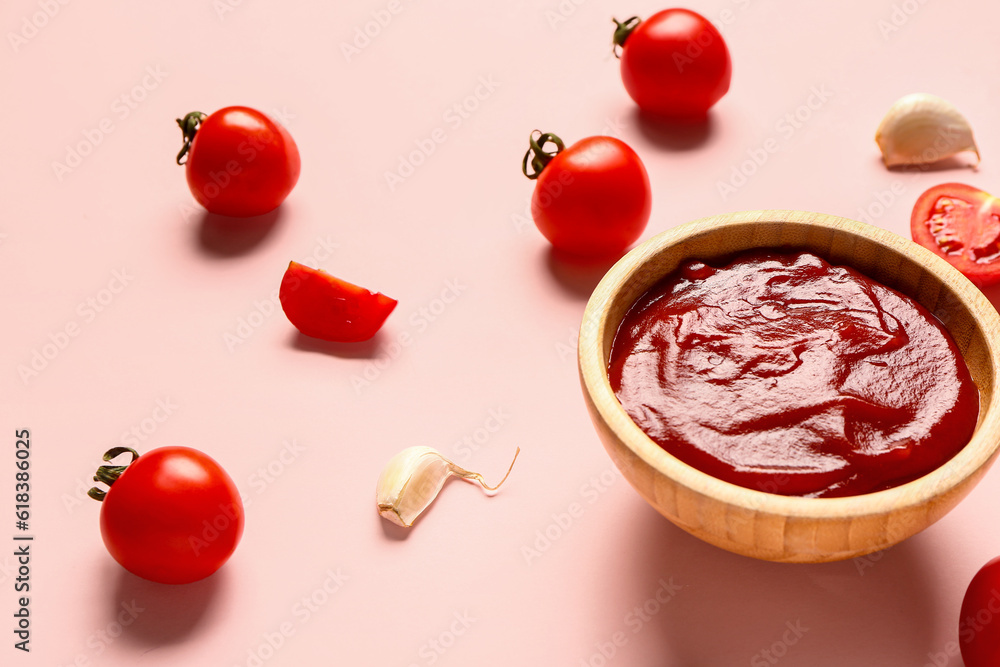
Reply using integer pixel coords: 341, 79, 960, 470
608, 250, 979, 497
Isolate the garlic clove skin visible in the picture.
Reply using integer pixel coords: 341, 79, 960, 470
875, 93, 979, 168
376, 446, 520, 528
376, 446, 453, 527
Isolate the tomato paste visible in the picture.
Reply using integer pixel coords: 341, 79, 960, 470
608, 250, 979, 497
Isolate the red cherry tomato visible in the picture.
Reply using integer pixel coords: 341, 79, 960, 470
176, 106, 301, 218
613, 9, 732, 118
92, 447, 244, 585
910, 183, 1000, 287
960, 556, 1000, 666
280, 261, 398, 342
522, 131, 651, 257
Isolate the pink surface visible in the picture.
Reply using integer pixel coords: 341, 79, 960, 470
3, 0, 1000, 665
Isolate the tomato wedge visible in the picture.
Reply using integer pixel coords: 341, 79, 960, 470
279, 262, 397, 342
910, 183, 1000, 287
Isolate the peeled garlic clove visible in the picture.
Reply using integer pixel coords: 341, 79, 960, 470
376, 446, 519, 528
875, 93, 979, 168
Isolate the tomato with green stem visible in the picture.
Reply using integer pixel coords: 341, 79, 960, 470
176, 106, 300, 218
522, 131, 651, 257
90, 446, 244, 585
613, 9, 732, 118
910, 183, 1000, 287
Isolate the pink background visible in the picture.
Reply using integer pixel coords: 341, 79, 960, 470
4, 0, 1000, 665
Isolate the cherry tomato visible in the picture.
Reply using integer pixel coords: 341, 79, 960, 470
960, 556, 1000, 666
613, 9, 732, 118
91, 447, 244, 585
280, 261, 397, 342
910, 183, 1000, 287
521, 131, 651, 257
176, 106, 300, 218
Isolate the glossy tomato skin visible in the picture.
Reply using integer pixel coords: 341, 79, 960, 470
619, 9, 732, 117
531, 136, 651, 257
186, 106, 300, 218
279, 261, 397, 342
910, 183, 1000, 287
960, 556, 1000, 666
100, 447, 244, 585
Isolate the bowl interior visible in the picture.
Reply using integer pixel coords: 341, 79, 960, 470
581, 210, 1000, 540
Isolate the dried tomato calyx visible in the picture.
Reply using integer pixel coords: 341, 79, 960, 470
522, 131, 566, 180
88, 447, 139, 501
175, 111, 207, 165
926, 196, 1000, 263
612, 17, 642, 58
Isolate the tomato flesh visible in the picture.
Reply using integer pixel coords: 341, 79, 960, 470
185, 106, 301, 218
279, 261, 397, 342
100, 447, 244, 585
911, 183, 1000, 287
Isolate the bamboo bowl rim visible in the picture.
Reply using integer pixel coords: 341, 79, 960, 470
579, 210, 1000, 526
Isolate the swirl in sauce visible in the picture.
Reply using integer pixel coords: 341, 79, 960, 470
608, 251, 979, 497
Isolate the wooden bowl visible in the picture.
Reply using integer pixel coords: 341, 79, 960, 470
578, 210, 1000, 563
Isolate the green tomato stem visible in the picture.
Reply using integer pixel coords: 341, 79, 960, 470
88, 447, 139, 502
521, 131, 566, 181
175, 111, 207, 166
612, 17, 642, 59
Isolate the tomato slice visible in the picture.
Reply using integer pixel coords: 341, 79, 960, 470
279, 261, 397, 342
910, 183, 1000, 287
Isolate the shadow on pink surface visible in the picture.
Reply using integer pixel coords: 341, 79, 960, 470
289, 330, 386, 359
613, 502, 942, 666
543, 248, 622, 301
631, 109, 715, 152
101, 565, 228, 647
195, 208, 285, 258
879, 154, 980, 173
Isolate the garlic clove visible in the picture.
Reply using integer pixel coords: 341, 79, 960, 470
376, 446, 519, 528
875, 93, 979, 168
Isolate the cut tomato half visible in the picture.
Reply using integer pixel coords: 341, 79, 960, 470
279, 261, 397, 342
910, 183, 1000, 287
